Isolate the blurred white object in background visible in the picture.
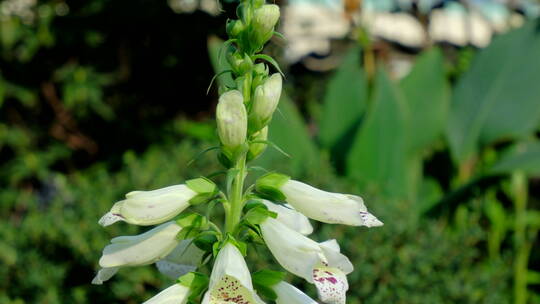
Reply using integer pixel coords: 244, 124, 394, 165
168, 0, 221, 16
281, 0, 350, 63
361, 12, 426, 48
429, 2, 493, 47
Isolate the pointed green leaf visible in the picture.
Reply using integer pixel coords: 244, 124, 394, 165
346, 69, 409, 198
447, 22, 540, 164
400, 47, 449, 153
319, 46, 367, 149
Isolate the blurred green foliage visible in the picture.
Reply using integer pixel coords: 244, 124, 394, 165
1, 1, 539, 303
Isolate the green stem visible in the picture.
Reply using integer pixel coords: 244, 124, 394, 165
513, 172, 528, 304
226, 152, 248, 233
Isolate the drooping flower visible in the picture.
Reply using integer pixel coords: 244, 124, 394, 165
256, 173, 383, 227
156, 239, 205, 279
273, 281, 318, 304
92, 221, 182, 284
142, 283, 191, 304
202, 243, 265, 304
260, 199, 313, 235
98, 185, 197, 226
259, 217, 351, 304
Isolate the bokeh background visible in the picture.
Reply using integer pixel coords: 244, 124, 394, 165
1, 0, 540, 303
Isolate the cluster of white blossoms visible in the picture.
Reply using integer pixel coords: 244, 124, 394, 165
93, 0, 382, 303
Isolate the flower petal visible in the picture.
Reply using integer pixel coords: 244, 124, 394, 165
260, 200, 313, 235
99, 221, 181, 268
280, 180, 383, 227
260, 217, 322, 282
203, 243, 264, 304
313, 266, 348, 304
318, 240, 353, 274
91, 267, 118, 285
156, 239, 204, 279
100, 185, 196, 226
143, 283, 190, 304
273, 282, 317, 304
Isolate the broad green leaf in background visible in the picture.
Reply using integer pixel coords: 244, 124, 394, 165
318, 46, 367, 149
254, 94, 319, 176
207, 36, 235, 88
489, 141, 540, 176
447, 21, 540, 164
346, 69, 409, 198
400, 47, 449, 154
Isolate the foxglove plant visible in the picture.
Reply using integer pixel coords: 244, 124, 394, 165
93, 0, 382, 302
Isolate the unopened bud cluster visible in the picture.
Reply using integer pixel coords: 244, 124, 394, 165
93, 1, 382, 303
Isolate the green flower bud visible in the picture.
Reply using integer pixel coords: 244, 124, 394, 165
250, 4, 280, 46
227, 52, 253, 76
249, 73, 282, 132
226, 20, 244, 38
216, 90, 247, 150
247, 126, 268, 161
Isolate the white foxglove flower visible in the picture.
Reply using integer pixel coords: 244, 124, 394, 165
142, 283, 191, 304
273, 281, 318, 304
156, 239, 205, 279
256, 174, 383, 227
202, 243, 265, 304
260, 217, 351, 304
216, 90, 247, 151
250, 73, 282, 131
260, 199, 313, 235
99, 185, 197, 226
92, 221, 182, 284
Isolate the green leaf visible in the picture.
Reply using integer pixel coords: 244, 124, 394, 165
176, 213, 209, 229
254, 94, 319, 176
177, 272, 210, 300
252, 270, 286, 301
252, 270, 286, 286
527, 270, 540, 285
225, 168, 239, 195
319, 46, 367, 150
447, 22, 540, 164
208, 36, 236, 88
252, 54, 284, 76
186, 177, 217, 194
244, 205, 276, 225
489, 141, 540, 176
400, 47, 449, 153
193, 232, 219, 252
346, 68, 409, 198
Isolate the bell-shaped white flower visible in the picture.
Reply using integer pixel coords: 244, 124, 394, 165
156, 239, 205, 279
142, 283, 191, 304
99, 221, 181, 267
257, 174, 383, 227
260, 217, 352, 304
99, 185, 197, 226
202, 243, 265, 304
93, 221, 182, 284
260, 199, 313, 235
273, 282, 318, 304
